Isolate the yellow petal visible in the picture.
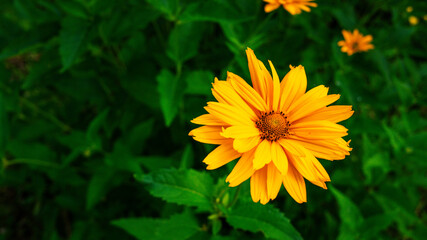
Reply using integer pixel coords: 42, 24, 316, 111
191, 114, 228, 126
277, 138, 305, 157
283, 163, 307, 203
271, 141, 288, 175
289, 136, 352, 161
212, 79, 258, 121
233, 135, 261, 153
264, 3, 280, 13
300, 146, 330, 182
283, 141, 319, 183
267, 162, 282, 200
226, 148, 256, 187
268, 60, 281, 112
246, 48, 265, 99
287, 85, 329, 113
291, 120, 348, 140
221, 125, 260, 139
203, 142, 242, 170
205, 102, 253, 126
250, 166, 269, 204
253, 140, 272, 170
258, 59, 273, 105
295, 105, 354, 124
227, 71, 267, 112
279, 65, 307, 113
288, 94, 341, 122
189, 126, 229, 145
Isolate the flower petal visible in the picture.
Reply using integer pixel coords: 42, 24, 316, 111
283, 140, 320, 183
250, 166, 269, 204
246, 48, 266, 99
279, 65, 307, 113
233, 135, 261, 153
289, 136, 352, 160
291, 120, 348, 140
268, 60, 281, 112
253, 140, 272, 170
212, 79, 258, 121
205, 102, 253, 126
227, 148, 256, 187
203, 142, 242, 170
282, 163, 307, 203
227, 72, 267, 112
191, 114, 228, 126
294, 105, 354, 124
267, 162, 282, 200
288, 94, 341, 122
264, 3, 280, 13
189, 126, 229, 144
271, 141, 288, 175
221, 125, 260, 139
286, 85, 329, 114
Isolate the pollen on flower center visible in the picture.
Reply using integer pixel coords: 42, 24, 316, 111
256, 110, 290, 141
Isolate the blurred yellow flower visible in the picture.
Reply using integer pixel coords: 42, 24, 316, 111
189, 48, 353, 204
424, 15, 427, 21
409, 16, 419, 25
406, 6, 413, 13
338, 29, 374, 56
264, 0, 317, 15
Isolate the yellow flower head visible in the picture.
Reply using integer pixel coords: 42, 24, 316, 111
406, 6, 413, 13
189, 48, 354, 204
338, 29, 374, 56
409, 16, 419, 25
264, 0, 318, 15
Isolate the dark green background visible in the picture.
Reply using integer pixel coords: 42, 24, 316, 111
0, 0, 426, 239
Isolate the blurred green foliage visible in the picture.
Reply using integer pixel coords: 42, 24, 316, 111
0, 0, 426, 239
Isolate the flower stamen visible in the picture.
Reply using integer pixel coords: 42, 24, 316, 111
256, 110, 290, 141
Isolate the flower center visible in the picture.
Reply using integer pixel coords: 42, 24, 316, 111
256, 111, 290, 141
351, 42, 359, 50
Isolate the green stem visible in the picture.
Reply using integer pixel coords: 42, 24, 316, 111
20, 98, 71, 132
228, 185, 241, 208
3, 158, 61, 169
0, 83, 71, 132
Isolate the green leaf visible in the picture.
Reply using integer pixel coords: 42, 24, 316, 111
360, 214, 393, 239
330, 186, 364, 240
123, 118, 155, 154
60, 16, 90, 71
331, 3, 356, 29
112, 211, 200, 240
0, 93, 8, 155
136, 169, 214, 211
139, 156, 174, 171
157, 69, 184, 126
179, 144, 194, 170
382, 122, 405, 153
57, 0, 89, 19
362, 152, 390, 184
226, 203, 302, 240
180, 0, 253, 23
145, 0, 178, 20
167, 22, 205, 65
86, 108, 109, 151
184, 70, 214, 96
86, 167, 116, 210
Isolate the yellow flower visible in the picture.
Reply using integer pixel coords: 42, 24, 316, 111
409, 16, 419, 25
406, 6, 413, 13
264, 0, 318, 15
189, 48, 353, 204
338, 29, 374, 56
